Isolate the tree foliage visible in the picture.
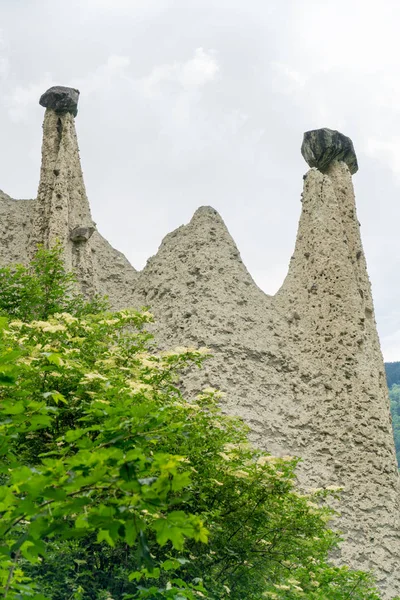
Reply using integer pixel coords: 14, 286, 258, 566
385, 362, 400, 389
0, 243, 107, 321
0, 247, 391, 599
389, 384, 400, 466
384, 362, 400, 465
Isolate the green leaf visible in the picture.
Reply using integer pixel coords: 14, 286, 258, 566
162, 558, 184, 571
170, 470, 191, 491
97, 529, 115, 547
143, 567, 160, 579
46, 353, 64, 366
29, 517, 52, 540
153, 512, 194, 550
51, 391, 67, 405
1, 400, 25, 414
42, 487, 67, 501
128, 571, 144, 582
75, 514, 89, 529
65, 429, 87, 443
137, 530, 154, 569
119, 461, 137, 481
20, 539, 46, 562
124, 520, 138, 546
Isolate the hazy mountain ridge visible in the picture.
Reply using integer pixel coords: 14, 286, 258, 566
386, 362, 400, 465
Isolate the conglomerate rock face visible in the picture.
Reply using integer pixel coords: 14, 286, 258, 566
1, 99, 399, 597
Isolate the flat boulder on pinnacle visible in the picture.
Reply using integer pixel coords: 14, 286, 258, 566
39, 86, 80, 117
301, 128, 358, 174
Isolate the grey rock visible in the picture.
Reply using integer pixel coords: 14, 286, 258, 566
39, 86, 80, 117
70, 226, 95, 242
301, 128, 358, 174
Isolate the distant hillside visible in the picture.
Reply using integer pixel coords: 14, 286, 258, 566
385, 362, 400, 466
385, 362, 400, 388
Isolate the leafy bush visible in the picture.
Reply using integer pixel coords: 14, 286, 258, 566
0, 243, 107, 321
0, 247, 390, 599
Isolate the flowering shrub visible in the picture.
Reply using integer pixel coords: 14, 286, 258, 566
0, 248, 389, 599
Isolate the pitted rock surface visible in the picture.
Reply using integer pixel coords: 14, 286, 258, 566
0, 109, 399, 598
39, 86, 80, 116
301, 128, 358, 174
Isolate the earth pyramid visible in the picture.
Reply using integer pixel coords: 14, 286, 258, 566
0, 89, 399, 598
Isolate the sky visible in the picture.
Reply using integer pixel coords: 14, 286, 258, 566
1, 0, 400, 360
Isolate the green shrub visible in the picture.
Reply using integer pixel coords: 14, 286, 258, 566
0, 243, 107, 321
0, 247, 389, 599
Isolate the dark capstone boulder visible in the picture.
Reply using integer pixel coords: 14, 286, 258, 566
70, 226, 95, 243
301, 128, 358, 175
39, 86, 80, 117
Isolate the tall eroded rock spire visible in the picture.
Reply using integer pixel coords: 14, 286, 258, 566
31, 86, 96, 294
277, 145, 400, 592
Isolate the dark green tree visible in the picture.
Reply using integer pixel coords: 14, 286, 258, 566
389, 384, 400, 465
385, 362, 400, 389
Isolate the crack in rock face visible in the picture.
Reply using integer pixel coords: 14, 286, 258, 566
39, 86, 80, 117
301, 128, 358, 174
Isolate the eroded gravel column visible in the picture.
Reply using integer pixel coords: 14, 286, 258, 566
30, 86, 96, 295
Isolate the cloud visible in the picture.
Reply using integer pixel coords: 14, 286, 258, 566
270, 61, 307, 93
3, 55, 131, 122
140, 48, 219, 95
366, 138, 400, 183
83, 0, 171, 17
74, 55, 131, 96
381, 327, 400, 362
0, 29, 9, 80
0, 57, 9, 79
5, 74, 54, 122
3, 48, 217, 125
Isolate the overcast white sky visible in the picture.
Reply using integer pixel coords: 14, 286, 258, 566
1, 0, 400, 360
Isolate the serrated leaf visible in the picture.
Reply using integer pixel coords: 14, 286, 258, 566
124, 520, 138, 546
51, 391, 67, 405
65, 429, 87, 443
47, 353, 63, 366
161, 558, 182, 571
75, 514, 90, 529
97, 529, 115, 547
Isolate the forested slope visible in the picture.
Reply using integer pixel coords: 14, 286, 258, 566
385, 362, 400, 465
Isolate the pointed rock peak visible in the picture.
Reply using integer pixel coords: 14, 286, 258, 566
192, 205, 222, 217
190, 205, 228, 227
301, 128, 358, 175
161, 205, 239, 255
39, 86, 80, 117
136, 203, 271, 338
141, 204, 259, 293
